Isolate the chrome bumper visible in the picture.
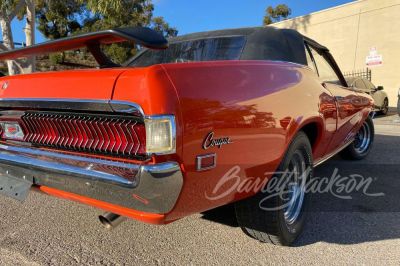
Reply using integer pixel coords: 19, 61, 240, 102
0, 144, 183, 214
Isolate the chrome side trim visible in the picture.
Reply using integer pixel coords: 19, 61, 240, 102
0, 143, 183, 213
314, 139, 354, 167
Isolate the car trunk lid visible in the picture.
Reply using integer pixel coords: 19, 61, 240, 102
0, 68, 130, 100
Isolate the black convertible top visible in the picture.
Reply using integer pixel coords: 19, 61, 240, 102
126, 26, 329, 66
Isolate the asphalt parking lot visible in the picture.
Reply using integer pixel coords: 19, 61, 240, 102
1, 112, 400, 265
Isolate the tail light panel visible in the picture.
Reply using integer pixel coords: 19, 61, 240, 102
0, 111, 177, 158
0, 111, 146, 158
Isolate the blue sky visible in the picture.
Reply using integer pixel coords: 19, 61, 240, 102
9, 0, 355, 44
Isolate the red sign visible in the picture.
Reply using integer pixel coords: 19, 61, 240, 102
366, 54, 382, 67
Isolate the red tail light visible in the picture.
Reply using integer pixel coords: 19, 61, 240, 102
0, 114, 27, 140
0, 122, 25, 140
15, 112, 146, 157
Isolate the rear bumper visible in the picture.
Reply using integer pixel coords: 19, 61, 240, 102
0, 143, 183, 214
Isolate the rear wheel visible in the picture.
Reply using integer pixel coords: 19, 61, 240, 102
339, 115, 374, 160
379, 98, 389, 115
234, 131, 313, 246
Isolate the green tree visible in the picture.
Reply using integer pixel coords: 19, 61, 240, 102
36, 0, 178, 65
0, 0, 36, 75
263, 4, 291, 25
36, 0, 86, 63
36, 0, 84, 40
151, 16, 178, 37
85, 0, 122, 15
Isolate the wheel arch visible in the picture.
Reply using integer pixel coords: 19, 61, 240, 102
290, 117, 325, 156
300, 122, 319, 149
374, 91, 388, 108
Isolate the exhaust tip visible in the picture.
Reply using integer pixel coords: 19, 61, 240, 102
99, 215, 114, 229
99, 212, 127, 229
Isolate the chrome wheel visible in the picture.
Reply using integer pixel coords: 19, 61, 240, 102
353, 121, 371, 154
381, 99, 388, 115
283, 150, 306, 227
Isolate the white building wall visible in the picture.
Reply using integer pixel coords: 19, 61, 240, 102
273, 0, 400, 107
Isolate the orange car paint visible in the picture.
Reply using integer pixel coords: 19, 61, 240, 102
154, 61, 370, 221
0, 68, 131, 100
0, 60, 373, 224
32, 186, 166, 225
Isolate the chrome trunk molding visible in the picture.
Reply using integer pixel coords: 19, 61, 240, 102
109, 100, 145, 116
0, 98, 146, 117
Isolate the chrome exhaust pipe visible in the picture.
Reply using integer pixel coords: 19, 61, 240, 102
99, 212, 127, 229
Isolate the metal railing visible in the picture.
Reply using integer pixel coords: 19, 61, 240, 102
343, 68, 372, 81
0, 41, 26, 47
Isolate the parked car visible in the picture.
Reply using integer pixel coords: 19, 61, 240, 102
0, 26, 374, 246
398, 88, 400, 116
347, 77, 389, 115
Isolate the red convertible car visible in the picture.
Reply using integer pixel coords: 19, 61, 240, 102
0, 26, 374, 246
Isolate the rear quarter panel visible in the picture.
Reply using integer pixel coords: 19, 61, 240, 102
112, 65, 184, 164
161, 61, 338, 221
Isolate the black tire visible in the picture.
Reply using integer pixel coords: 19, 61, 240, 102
378, 98, 388, 115
234, 131, 313, 246
339, 115, 374, 160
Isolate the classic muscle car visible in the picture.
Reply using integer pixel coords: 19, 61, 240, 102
0, 26, 374, 246
347, 77, 389, 115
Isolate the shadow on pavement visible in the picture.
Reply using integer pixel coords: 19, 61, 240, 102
201, 204, 238, 227
201, 134, 400, 246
